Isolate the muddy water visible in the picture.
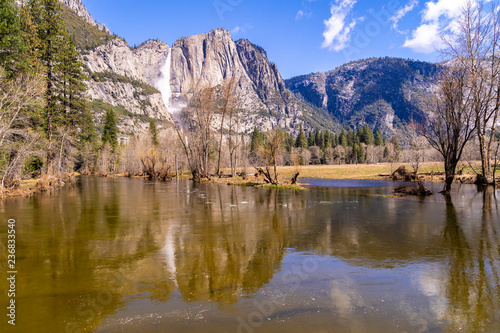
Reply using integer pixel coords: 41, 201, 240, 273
0, 177, 499, 332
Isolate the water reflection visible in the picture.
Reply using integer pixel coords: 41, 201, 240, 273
437, 190, 500, 331
0, 178, 499, 332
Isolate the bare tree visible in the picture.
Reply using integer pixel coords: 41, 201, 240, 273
0, 67, 45, 190
255, 128, 285, 185
215, 76, 239, 176
422, 67, 477, 193
176, 85, 218, 181
407, 121, 428, 177
443, 1, 500, 183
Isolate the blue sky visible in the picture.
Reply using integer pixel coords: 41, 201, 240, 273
81, 0, 480, 79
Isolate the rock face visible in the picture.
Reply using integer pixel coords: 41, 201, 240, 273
85, 27, 331, 132
168, 29, 316, 132
84, 38, 173, 123
85, 38, 169, 84
59, 0, 110, 33
286, 57, 442, 135
67, 0, 442, 136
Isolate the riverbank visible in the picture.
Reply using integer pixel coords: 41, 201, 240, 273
0, 173, 77, 199
218, 162, 498, 187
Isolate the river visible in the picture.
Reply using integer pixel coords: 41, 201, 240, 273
0, 177, 499, 332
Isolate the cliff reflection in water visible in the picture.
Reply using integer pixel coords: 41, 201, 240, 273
0, 177, 498, 332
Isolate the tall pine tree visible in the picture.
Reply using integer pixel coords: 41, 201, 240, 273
102, 108, 118, 151
0, 0, 25, 74
295, 124, 308, 149
375, 129, 384, 146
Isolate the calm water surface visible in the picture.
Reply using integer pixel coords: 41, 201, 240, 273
1, 177, 499, 333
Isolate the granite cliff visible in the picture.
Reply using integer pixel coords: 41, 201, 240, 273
62, 0, 441, 137
286, 57, 442, 135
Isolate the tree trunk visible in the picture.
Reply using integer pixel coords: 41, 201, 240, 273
443, 158, 458, 194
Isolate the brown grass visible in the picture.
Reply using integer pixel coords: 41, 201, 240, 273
0, 173, 74, 199
221, 161, 487, 184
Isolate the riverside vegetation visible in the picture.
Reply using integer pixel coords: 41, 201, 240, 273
1, 0, 499, 198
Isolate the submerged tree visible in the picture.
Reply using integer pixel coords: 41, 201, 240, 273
442, 1, 500, 184
176, 85, 217, 181
255, 128, 285, 185
423, 67, 476, 193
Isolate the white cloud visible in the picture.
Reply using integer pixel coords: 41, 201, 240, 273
403, 0, 479, 53
390, 0, 419, 32
403, 22, 442, 52
322, 0, 360, 51
296, 9, 312, 20
423, 0, 470, 21
230, 24, 253, 36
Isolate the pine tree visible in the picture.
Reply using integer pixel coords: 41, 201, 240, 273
332, 133, 339, 147
149, 118, 158, 145
375, 129, 384, 146
324, 131, 332, 148
19, 1, 42, 73
0, 0, 25, 74
308, 131, 315, 147
250, 126, 263, 157
314, 129, 321, 147
340, 129, 348, 148
364, 125, 375, 145
295, 124, 308, 149
284, 132, 295, 153
347, 128, 355, 147
357, 143, 366, 163
37, 0, 68, 171
383, 145, 390, 159
102, 108, 118, 151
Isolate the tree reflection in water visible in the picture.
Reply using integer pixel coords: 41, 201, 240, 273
442, 189, 500, 331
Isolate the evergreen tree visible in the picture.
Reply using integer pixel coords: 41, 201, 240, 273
347, 128, 355, 147
332, 133, 339, 147
383, 145, 390, 159
36, 0, 69, 171
324, 131, 332, 148
308, 131, 315, 147
295, 124, 308, 149
19, 3, 42, 73
364, 125, 375, 145
0, 0, 25, 74
149, 118, 158, 145
357, 143, 366, 163
78, 104, 96, 144
102, 108, 118, 151
356, 127, 363, 143
374, 129, 384, 146
340, 129, 348, 148
284, 132, 295, 153
314, 130, 321, 147
250, 126, 263, 157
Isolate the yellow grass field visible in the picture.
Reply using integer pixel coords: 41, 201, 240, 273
223, 161, 489, 183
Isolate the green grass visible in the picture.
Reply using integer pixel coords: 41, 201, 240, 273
262, 184, 305, 191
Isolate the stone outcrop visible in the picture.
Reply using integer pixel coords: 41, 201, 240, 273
59, 0, 110, 33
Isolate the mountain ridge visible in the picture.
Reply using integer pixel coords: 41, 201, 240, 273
286, 57, 442, 135
61, 0, 440, 136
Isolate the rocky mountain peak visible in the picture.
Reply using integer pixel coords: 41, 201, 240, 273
59, 0, 110, 33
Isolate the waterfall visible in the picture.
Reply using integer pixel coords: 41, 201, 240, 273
159, 48, 172, 110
